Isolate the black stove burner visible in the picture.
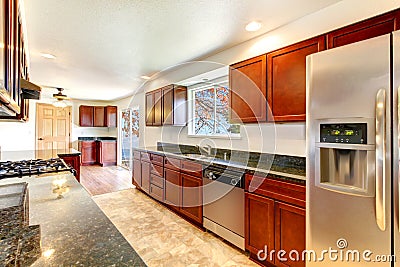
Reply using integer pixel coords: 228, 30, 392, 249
0, 158, 74, 179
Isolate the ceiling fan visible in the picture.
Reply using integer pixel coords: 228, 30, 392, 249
51, 87, 71, 108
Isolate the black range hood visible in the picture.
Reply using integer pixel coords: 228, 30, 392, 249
20, 78, 41, 100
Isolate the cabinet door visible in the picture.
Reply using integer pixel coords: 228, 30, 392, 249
105, 106, 117, 127
162, 85, 174, 125
164, 168, 181, 210
98, 141, 117, 166
153, 89, 162, 126
145, 92, 154, 126
173, 85, 187, 126
79, 105, 94, 126
94, 106, 105, 127
141, 160, 151, 194
79, 141, 96, 165
327, 10, 400, 49
60, 155, 81, 182
275, 202, 305, 267
267, 36, 325, 122
230, 54, 266, 123
180, 173, 202, 224
133, 158, 142, 187
245, 192, 275, 265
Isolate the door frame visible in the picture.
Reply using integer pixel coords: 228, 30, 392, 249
35, 103, 72, 150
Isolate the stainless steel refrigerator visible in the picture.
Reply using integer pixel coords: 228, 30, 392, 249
306, 31, 400, 266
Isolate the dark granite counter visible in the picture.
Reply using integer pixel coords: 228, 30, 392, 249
0, 174, 146, 266
134, 143, 306, 183
0, 149, 80, 162
78, 137, 117, 141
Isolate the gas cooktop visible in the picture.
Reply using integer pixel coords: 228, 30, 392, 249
0, 158, 74, 179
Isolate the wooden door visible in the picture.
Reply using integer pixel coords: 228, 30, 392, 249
245, 192, 275, 265
162, 85, 174, 125
267, 36, 325, 122
98, 141, 117, 166
180, 173, 202, 224
164, 168, 181, 210
133, 158, 142, 187
93, 106, 105, 127
36, 103, 71, 150
79, 105, 93, 126
141, 160, 151, 194
153, 89, 162, 126
327, 9, 400, 49
275, 202, 305, 267
229, 54, 267, 123
145, 92, 154, 126
79, 141, 97, 165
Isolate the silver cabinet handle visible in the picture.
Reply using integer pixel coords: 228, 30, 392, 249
376, 89, 386, 231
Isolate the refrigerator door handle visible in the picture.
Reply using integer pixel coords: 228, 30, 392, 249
376, 89, 386, 231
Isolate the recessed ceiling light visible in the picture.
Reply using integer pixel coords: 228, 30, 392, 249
245, 21, 262, 32
141, 75, 151, 80
41, 53, 56, 59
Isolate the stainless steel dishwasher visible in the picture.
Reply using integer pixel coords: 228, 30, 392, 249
202, 164, 245, 250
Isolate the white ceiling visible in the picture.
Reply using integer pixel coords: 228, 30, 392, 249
23, 0, 341, 101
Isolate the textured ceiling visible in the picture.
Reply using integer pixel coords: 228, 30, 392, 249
24, 0, 341, 100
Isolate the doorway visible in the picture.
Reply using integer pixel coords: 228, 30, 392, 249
119, 107, 139, 170
36, 103, 72, 150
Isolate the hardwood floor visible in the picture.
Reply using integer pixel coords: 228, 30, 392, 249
80, 165, 133, 195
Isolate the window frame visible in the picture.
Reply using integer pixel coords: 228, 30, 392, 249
187, 81, 241, 139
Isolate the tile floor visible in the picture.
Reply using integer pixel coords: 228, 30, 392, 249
94, 188, 258, 267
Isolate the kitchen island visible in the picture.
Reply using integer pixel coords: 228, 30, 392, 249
0, 172, 146, 266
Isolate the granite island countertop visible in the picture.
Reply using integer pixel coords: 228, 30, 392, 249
0, 174, 146, 266
0, 149, 81, 162
134, 145, 306, 183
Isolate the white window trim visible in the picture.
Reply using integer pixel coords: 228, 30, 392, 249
187, 81, 241, 139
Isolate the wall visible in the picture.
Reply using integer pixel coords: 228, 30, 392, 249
136, 0, 400, 157
0, 88, 118, 151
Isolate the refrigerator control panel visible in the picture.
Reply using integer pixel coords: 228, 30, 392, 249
320, 123, 367, 144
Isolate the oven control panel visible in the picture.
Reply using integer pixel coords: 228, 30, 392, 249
320, 123, 367, 144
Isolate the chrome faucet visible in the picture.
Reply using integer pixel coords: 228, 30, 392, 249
197, 144, 212, 156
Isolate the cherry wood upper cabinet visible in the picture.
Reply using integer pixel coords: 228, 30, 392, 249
145, 92, 154, 126
267, 36, 325, 122
146, 84, 187, 126
79, 105, 94, 126
153, 89, 162, 126
229, 55, 267, 123
93, 106, 105, 127
104, 106, 117, 127
327, 9, 400, 49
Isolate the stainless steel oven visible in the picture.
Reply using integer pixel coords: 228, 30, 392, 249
202, 164, 245, 250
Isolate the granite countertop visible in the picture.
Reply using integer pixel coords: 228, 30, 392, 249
134, 146, 306, 182
0, 174, 146, 266
0, 149, 81, 162
78, 137, 117, 141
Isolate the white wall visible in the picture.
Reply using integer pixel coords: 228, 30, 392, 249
136, 0, 400, 157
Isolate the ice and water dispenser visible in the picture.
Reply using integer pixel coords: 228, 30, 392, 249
315, 120, 376, 196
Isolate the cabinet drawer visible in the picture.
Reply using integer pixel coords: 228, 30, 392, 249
150, 153, 164, 166
181, 160, 202, 178
164, 157, 181, 171
150, 183, 164, 202
150, 174, 164, 188
133, 151, 141, 160
151, 164, 163, 177
245, 174, 305, 208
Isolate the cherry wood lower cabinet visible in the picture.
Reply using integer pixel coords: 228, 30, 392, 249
245, 174, 306, 267
180, 173, 203, 224
97, 141, 117, 166
59, 154, 81, 182
79, 141, 97, 166
141, 160, 151, 194
164, 168, 181, 211
133, 158, 142, 187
